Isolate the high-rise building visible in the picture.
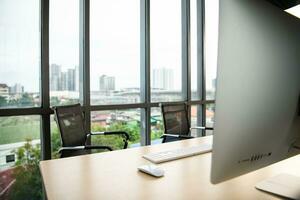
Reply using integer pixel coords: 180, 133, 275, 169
9, 83, 24, 94
50, 64, 62, 91
75, 65, 80, 91
50, 64, 77, 91
67, 69, 76, 91
152, 68, 174, 90
99, 75, 115, 91
212, 78, 217, 90
61, 72, 67, 91
0, 84, 9, 98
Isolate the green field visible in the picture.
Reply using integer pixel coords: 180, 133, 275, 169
0, 116, 163, 146
0, 123, 41, 145
0, 116, 41, 145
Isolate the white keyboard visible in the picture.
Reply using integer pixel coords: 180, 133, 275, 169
143, 143, 212, 164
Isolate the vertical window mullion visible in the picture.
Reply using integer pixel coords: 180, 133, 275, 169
197, 0, 206, 136
80, 0, 91, 135
140, 0, 151, 146
182, 0, 191, 122
40, 0, 51, 160
182, 0, 191, 103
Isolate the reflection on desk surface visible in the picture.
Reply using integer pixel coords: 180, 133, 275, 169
40, 136, 300, 200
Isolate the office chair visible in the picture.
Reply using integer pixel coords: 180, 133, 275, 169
53, 104, 129, 158
160, 103, 213, 143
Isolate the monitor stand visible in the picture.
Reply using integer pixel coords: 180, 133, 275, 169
255, 173, 300, 199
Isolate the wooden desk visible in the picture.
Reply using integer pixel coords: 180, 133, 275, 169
40, 136, 300, 200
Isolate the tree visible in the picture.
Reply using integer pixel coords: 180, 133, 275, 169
151, 122, 164, 140
50, 97, 79, 106
7, 123, 140, 200
50, 96, 60, 106
19, 93, 34, 107
91, 121, 141, 150
8, 98, 19, 106
51, 128, 62, 158
0, 95, 7, 106
9, 139, 42, 200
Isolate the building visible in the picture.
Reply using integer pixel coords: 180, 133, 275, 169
75, 65, 80, 91
60, 72, 67, 91
50, 64, 77, 91
99, 75, 115, 91
50, 64, 62, 91
67, 69, 76, 91
0, 84, 9, 98
152, 68, 174, 90
9, 83, 24, 94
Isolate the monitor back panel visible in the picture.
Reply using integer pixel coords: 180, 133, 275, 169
211, 0, 300, 184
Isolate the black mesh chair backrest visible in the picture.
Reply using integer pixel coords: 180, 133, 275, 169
161, 103, 190, 136
53, 104, 87, 147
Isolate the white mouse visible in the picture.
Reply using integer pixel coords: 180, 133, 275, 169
138, 165, 164, 177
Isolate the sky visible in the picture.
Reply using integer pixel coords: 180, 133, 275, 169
0, 0, 219, 92
0, 0, 40, 92
286, 4, 300, 18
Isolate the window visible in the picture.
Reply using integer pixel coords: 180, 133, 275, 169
190, 104, 215, 137
150, 0, 182, 102
0, 116, 42, 199
0, 0, 213, 152
205, 0, 219, 100
285, 4, 300, 18
90, 0, 140, 105
51, 115, 62, 158
49, 0, 80, 106
190, 105, 203, 137
205, 104, 215, 128
0, 1, 214, 197
0, 0, 40, 108
205, 104, 215, 136
151, 107, 163, 145
91, 109, 141, 148
191, 0, 200, 100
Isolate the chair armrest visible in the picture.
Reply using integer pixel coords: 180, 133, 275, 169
161, 134, 193, 139
85, 145, 113, 151
58, 146, 85, 153
190, 126, 214, 130
59, 145, 112, 154
88, 131, 129, 149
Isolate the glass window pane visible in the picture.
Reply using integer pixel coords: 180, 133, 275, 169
206, 103, 215, 128
191, 0, 199, 100
0, 116, 42, 199
151, 0, 182, 102
50, 115, 62, 158
205, 0, 219, 100
151, 107, 163, 145
90, 0, 140, 105
49, 0, 80, 106
91, 109, 141, 149
190, 105, 204, 137
0, 0, 40, 108
190, 104, 215, 136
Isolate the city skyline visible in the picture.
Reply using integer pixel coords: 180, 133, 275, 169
151, 67, 174, 90
0, 0, 218, 93
0, 83, 25, 95
50, 64, 79, 92
99, 75, 115, 91
0, 68, 216, 95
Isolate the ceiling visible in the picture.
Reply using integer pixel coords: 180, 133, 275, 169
267, 0, 300, 9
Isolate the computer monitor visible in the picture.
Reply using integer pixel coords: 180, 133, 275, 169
211, 0, 300, 185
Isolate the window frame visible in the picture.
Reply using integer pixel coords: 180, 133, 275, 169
0, 0, 215, 160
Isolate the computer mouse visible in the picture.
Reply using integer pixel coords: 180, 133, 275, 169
138, 165, 164, 177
